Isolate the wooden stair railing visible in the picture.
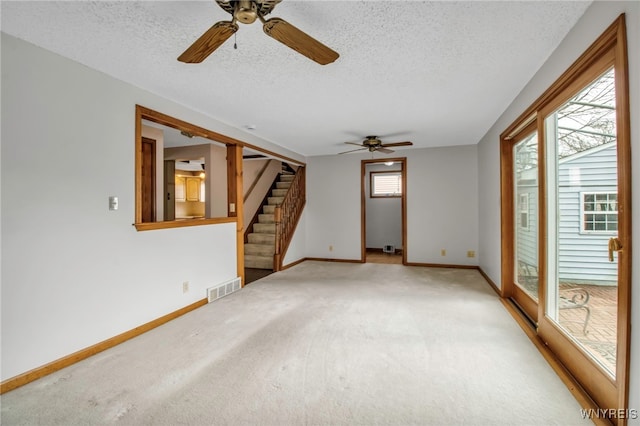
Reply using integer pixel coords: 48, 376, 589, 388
273, 166, 306, 271
244, 172, 280, 244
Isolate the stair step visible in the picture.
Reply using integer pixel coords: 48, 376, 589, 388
268, 196, 284, 205
248, 233, 275, 244
272, 188, 288, 197
263, 205, 276, 214
258, 214, 275, 224
245, 255, 273, 270
245, 243, 275, 256
253, 223, 276, 234
276, 182, 292, 189
279, 174, 294, 182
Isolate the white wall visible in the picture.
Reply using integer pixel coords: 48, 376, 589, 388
365, 163, 402, 250
243, 159, 281, 226
0, 34, 304, 381
306, 154, 363, 259
476, 2, 639, 419
306, 145, 478, 266
406, 145, 478, 265
283, 211, 307, 267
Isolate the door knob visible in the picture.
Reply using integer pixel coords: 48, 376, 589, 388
608, 237, 622, 262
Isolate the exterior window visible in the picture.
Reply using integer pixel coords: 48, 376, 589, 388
582, 192, 617, 232
370, 172, 402, 197
518, 193, 529, 230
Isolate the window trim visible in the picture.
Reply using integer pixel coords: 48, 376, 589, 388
370, 171, 402, 198
580, 191, 618, 234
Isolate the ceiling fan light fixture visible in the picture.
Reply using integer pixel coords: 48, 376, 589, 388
179, 0, 339, 65
234, 0, 258, 24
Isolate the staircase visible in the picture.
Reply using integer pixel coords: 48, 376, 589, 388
244, 173, 294, 269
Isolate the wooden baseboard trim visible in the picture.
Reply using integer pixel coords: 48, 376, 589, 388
404, 262, 478, 269
281, 257, 307, 271
0, 298, 208, 394
305, 257, 364, 264
499, 297, 610, 426
478, 267, 502, 296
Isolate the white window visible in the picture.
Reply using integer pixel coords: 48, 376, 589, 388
371, 171, 402, 197
581, 192, 618, 233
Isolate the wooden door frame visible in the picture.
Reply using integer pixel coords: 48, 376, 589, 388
500, 121, 539, 323
141, 136, 156, 222
360, 158, 407, 264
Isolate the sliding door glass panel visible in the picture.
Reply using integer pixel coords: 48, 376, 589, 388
514, 132, 539, 301
545, 68, 617, 376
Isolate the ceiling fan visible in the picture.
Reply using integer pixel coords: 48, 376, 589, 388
178, 0, 339, 65
339, 136, 413, 154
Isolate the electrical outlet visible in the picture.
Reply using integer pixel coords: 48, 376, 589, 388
182, 281, 189, 293
329, 245, 333, 252
441, 249, 446, 256
467, 250, 476, 258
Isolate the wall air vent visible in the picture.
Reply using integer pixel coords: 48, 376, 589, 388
207, 277, 242, 303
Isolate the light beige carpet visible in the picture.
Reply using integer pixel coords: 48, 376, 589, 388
1, 261, 592, 425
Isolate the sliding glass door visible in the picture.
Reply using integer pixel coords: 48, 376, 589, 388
537, 50, 631, 411
511, 126, 540, 321
501, 16, 630, 420
542, 68, 619, 376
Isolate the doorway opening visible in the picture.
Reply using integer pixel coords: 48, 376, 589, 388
361, 158, 407, 264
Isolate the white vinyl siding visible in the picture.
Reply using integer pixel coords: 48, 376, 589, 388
557, 142, 618, 283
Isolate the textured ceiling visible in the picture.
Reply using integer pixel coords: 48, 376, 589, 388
1, 1, 592, 157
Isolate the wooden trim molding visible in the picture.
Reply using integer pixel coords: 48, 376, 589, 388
499, 119, 538, 312
304, 257, 364, 264
0, 299, 208, 394
134, 106, 306, 167
361, 158, 407, 264
280, 257, 307, 271
227, 144, 245, 286
478, 267, 501, 297
134, 217, 236, 231
404, 262, 478, 270
135, 105, 307, 232
499, 16, 624, 143
475, 269, 610, 426
499, 298, 610, 426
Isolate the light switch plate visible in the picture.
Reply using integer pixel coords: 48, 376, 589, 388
109, 196, 118, 211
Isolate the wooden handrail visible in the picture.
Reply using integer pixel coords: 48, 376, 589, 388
273, 167, 306, 271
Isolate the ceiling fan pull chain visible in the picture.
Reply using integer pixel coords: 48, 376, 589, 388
234, 32, 238, 50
